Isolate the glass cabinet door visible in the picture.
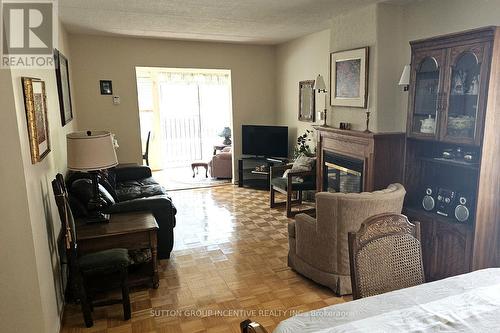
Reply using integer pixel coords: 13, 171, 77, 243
441, 43, 489, 144
409, 51, 445, 138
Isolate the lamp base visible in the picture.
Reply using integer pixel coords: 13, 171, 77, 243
85, 172, 110, 223
223, 137, 231, 145
85, 212, 110, 224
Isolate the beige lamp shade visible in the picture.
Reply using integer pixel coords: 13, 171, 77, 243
67, 131, 118, 171
314, 74, 327, 92
399, 65, 411, 86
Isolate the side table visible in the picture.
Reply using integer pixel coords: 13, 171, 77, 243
77, 212, 160, 288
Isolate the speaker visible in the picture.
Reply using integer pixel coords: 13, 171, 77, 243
422, 187, 436, 211
436, 188, 457, 217
454, 195, 473, 223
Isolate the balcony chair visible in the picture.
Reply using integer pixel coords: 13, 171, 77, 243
143, 131, 151, 166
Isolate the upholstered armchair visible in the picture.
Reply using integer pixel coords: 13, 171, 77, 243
288, 183, 406, 295
209, 147, 232, 179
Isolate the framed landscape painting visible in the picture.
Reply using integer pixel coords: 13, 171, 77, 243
22, 77, 51, 164
330, 47, 369, 108
54, 49, 73, 126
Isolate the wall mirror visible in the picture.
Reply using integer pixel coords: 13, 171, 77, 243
299, 80, 315, 122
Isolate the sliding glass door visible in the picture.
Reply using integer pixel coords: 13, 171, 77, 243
137, 68, 232, 169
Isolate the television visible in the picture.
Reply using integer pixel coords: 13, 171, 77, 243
242, 125, 288, 158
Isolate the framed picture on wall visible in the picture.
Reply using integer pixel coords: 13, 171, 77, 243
22, 77, 51, 164
54, 49, 73, 126
298, 80, 315, 122
100, 80, 113, 95
330, 47, 369, 108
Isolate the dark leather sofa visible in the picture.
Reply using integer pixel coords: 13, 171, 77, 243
67, 165, 176, 259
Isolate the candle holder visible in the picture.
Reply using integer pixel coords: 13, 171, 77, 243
318, 110, 327, 127
364, 110, 371, 133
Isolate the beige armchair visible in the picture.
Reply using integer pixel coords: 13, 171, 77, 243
288, 183, 406, 295
209, 147, 232, 179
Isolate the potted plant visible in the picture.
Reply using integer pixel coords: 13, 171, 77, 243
293, 129, 315, 158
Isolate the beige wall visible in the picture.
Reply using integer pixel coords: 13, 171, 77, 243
1, 22, 78, 333
329, 4, 379, 131
275, 29, 330, 155
0, 70, 47, 333
69, 35, 277, 178
375, 3, 405, 132
403, 0, 500, 42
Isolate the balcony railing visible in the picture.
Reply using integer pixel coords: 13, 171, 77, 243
162, 114, 221, 168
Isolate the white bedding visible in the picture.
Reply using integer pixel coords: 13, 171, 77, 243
274, 268, 500, 333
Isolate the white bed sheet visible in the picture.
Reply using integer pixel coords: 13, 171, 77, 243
274, 268, 500, 333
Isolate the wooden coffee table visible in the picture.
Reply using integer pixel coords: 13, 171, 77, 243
77, 212, 160, 288
191, 161, 208, 178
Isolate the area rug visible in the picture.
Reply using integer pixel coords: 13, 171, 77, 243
153, 167, 232, 191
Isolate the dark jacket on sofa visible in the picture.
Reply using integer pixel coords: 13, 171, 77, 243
67, 165, 177, 259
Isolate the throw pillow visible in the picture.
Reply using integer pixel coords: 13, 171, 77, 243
283, 154, 315, 178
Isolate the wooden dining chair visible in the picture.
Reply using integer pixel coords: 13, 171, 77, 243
52, 173, 132, 327
143, 131, 151, 166
348, 213, 425, 299
269, 162, 316, 218
240, 319, 269, 333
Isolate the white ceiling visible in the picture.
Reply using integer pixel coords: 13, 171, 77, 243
59, 0, 388, 45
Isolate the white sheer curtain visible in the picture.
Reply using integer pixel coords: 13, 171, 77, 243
137, 69, 232, 169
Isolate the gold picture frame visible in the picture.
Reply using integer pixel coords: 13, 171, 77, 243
22, 77, 51, 164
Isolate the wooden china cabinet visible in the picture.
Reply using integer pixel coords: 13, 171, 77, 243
403, 27, 500, 282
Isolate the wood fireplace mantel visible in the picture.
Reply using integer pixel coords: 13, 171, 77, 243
314, 126, 405, 192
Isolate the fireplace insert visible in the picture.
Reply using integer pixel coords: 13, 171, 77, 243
323, 152, 364, 193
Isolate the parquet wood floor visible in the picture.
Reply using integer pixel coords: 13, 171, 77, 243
60, 185, 350, 333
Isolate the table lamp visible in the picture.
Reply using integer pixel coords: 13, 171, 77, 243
67, 131, 118, 223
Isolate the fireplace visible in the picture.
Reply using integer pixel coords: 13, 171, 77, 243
323, 152, 364, 193
315, 126, 404, 193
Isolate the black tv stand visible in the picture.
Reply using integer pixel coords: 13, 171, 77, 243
238, 156, 287, 190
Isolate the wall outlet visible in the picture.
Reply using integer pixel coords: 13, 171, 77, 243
112, 96, 120, 105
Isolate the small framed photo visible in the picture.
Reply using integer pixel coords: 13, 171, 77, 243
100, 80, 113, 95
330, 47, 369, 108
